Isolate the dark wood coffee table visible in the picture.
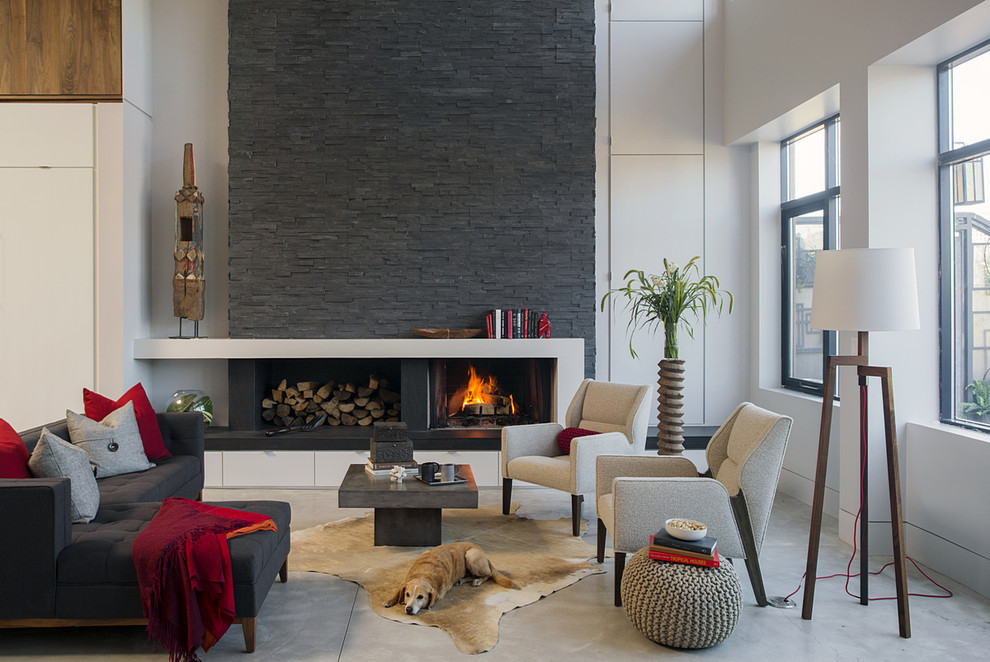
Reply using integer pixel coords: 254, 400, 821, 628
337, 464, 479, 546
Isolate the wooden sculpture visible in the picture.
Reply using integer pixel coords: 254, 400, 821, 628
173, 143, 205, 336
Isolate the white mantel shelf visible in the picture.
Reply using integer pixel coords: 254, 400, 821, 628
133, 338, 586, 424
133, 337, 583, 360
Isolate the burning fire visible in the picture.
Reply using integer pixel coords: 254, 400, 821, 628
462, 365, 497, 408
454, 365, 517, 415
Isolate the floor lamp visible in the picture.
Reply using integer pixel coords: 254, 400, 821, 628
801, 248, 920, 639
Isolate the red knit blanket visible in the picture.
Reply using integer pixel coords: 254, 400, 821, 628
132, 498, 277, 662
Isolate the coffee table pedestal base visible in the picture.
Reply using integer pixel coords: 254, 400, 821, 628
374, 507, 441, 546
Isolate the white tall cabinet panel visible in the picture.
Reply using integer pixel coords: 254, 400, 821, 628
609, 155, 705, 425
0, 135, 95, 430
610, 20, 704, 155
606, 6, 707, 427
611, 0, 704, 22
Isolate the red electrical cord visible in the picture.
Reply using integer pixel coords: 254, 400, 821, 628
784, 384, 953, 603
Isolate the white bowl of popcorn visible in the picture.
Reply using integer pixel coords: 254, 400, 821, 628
665, 518, 707, 541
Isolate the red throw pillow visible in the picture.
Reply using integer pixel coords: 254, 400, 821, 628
0, 418, 31, 479
557, 427, 599, 455
84, 383, 171, 460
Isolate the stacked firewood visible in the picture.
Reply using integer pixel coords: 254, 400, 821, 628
261, 375, 401, 428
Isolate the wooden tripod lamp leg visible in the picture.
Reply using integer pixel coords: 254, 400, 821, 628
862, 365, 911, 638
802, 355, 839, 621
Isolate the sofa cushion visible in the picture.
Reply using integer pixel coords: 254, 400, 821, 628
0, 417, 31, 478
98, 454, 202, 505
58, 500, 291, 588
28, 428, 100, 523
66, 403, 155, 479
84, 383, 171, 461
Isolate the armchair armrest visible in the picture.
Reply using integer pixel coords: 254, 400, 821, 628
501, 423, 563, 475
0, 478, 72, 618
610, 477, 743, 557
570, 432, 634, 495
595, 454, 698, 500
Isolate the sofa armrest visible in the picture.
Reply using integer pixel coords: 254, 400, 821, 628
157, 411, 205, 476
0, 478, 72, 618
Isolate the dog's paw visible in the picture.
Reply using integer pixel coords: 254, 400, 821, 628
383, 600, 395, 608
472, 578, 486, 587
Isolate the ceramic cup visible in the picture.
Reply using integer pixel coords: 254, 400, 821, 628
420, 462, 440, 482
441, 463, 459, 482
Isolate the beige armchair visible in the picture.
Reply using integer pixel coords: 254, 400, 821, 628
596, 402, 792, 606
502, 379, 651, 536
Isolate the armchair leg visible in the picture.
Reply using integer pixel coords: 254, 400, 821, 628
502, 479, 512, 515
571, 494, 584, 536
731, 493, 769, 607
597, 518, 606, 563
614, 551, 626, 607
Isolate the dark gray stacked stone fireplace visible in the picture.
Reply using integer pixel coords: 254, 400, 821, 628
226, 0, 598, 378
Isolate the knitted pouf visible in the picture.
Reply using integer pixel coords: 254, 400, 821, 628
620, 548, 743, 649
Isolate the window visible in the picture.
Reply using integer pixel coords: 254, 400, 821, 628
780, 117, 840, 396
939, 41, 990, 429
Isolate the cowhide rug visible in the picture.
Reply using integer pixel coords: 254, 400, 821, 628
288, 505, 603, 654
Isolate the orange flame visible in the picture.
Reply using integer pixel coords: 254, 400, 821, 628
509, 394, 516, 414
461, 365, 498, 409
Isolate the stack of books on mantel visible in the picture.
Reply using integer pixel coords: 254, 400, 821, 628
365, 459, 418, 477
648, 530, 720, 568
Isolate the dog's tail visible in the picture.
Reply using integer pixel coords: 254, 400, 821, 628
492, 567, 522, 589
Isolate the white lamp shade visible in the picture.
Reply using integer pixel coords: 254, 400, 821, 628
810, 248, 920, 332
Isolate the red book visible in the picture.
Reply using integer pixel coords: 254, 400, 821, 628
486, 313, 493, 339
647, 547, 721, 568
506, 309, 513, 339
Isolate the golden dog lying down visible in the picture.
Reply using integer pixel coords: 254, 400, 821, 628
384, 542, 518, 615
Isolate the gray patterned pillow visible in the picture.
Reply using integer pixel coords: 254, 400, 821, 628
66, 401, 154, 478
28, 428, 100, 523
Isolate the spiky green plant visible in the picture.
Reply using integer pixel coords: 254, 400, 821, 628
960, 379, 990, 420
601, 256, 733, 359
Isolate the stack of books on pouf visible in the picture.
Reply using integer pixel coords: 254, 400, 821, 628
365, 421, 418, 476
648, 519, 719, 568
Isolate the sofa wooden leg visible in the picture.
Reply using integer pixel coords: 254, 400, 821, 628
597, 518, 606, 563
614, 552, 626, 607
502, 479, 512, 515
571, 494, 584, 536
279, 559, 288, 583
241, 616, 256, 652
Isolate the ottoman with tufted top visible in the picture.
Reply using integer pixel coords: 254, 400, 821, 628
620, 547, 743, 649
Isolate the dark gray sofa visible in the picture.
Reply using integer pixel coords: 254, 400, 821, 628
0, 412, 290, 653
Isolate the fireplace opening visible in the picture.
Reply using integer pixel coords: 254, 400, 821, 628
430, 358, 553, 429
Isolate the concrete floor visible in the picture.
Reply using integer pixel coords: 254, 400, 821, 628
1, 486, 988, 661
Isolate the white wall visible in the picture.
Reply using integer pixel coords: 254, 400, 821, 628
723, 0, 981, 143
730, 0, 990, 597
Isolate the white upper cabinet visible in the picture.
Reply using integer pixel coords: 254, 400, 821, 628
0, 104, 94, 168
611, 0, 704, 22
610, 21, 704, 155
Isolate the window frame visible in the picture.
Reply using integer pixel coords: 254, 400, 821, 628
937, 39, 990, 430
780, 116, 840, 397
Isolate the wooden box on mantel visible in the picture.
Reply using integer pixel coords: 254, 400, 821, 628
370, 421, 414, 466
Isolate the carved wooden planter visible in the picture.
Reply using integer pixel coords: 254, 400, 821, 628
656, 358, 686, 454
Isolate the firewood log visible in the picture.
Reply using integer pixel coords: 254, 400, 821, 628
354, 396, 370, 407
341, 413, 357, 425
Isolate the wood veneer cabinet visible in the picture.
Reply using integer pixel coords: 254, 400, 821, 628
0, 0, 121, 101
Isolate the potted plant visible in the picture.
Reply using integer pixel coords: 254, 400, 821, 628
601, 256, 732, 453
960, 376, 990, 424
